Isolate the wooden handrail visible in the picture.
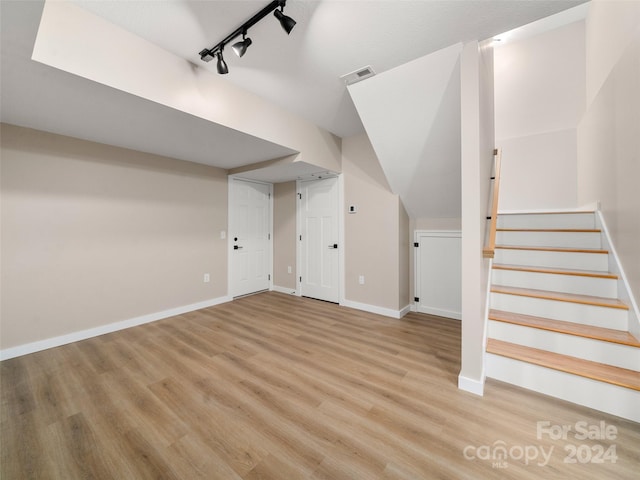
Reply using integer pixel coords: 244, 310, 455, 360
483, 148, 502, 258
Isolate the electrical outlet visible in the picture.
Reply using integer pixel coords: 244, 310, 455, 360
220, 231, 226, 239
204, 273, 210, 283
288, 266, 292, 274
358, 275, 365, 285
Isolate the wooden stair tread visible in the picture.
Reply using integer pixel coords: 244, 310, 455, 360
497, 228, 601, 233
495, 245, 608, 254
492, 263, 618, 279
491, 285, 629, 310
486, 339, 640, 391
489, 309, 640, 347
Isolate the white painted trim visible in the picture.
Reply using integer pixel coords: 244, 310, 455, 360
497, 203, 598, 215
457, 373, 485, 396
227, 176, 234, 300
295, 179, 302, 297
415, 229, 463, 237
340, 299, 408, 319
596, 210, 640, 338
398, 304, 412, 318
269, 182, 274, 291
416, 306, 462, 320
0, 296, 232, 361
271, 285, 298, 295
338, 174, 346, 306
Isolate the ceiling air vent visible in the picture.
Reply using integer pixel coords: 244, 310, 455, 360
339, 66, 376, 86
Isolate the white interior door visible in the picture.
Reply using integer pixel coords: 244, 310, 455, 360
415, 230, 462, 320
299, 177, 339, 303
230, 179, 271, 297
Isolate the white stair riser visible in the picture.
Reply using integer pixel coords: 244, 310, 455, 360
491, 269, 618, 298
488, 321, 640, 371
490, 292, 629, 331
494, 249, 609, 271
497, 213, 595, 230
496, 230, 601, 249
486, 354, 640, 423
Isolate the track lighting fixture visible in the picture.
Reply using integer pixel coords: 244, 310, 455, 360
232, 31, 253, 58
216, 50, 228, 75
198, 0, 296, 74
274, 7, 296, 35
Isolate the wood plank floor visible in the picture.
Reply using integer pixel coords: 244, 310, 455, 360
2, 292, 639, 479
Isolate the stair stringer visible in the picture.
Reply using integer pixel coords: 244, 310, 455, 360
596, 210, 640, 339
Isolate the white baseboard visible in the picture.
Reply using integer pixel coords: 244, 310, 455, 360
270, 285, 298, 295
398, 304, 412, 318
416, 306, 462, 320
0, 295, 232, 361
340, 299, 409, 319
458, 373, 485, 396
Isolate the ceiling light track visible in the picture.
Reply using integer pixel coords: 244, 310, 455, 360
199, 0, 296, 74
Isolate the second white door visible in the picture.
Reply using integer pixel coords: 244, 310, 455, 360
415, 230, 461, 319
299, 177, 339, 303
230, 179, 271, 297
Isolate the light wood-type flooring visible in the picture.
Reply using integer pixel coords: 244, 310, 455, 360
2, 292, 639, 479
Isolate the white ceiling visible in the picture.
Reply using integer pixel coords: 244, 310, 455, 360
1, 0, 586, 177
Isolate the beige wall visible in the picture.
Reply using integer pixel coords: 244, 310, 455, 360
342, 133, 407, 311
398, 202, 411, 309
578, 1, 640, 313
1, 124, 228, 350
273, 182, 297, 291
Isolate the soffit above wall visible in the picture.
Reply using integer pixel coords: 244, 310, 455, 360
1, 0, 587, 182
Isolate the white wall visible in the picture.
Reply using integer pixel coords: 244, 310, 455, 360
459, 40, 495, 395
585, 0, 640, 105
578, 1, 640, 318
348, 43, 462, 220
499, 130, 578, 211
494, 20, 585, 211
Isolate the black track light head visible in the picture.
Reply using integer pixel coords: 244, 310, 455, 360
200, 0, 297, 68
274, 7, 296, 34
216, 50, 229, 74
232, 34, 253, 58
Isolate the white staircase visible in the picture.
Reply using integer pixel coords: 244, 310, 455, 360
485, 211, 640, 422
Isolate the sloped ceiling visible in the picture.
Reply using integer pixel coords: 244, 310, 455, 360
349, 44, 463, 219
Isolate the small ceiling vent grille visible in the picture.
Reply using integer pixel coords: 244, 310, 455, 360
339, 66, 376, 86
